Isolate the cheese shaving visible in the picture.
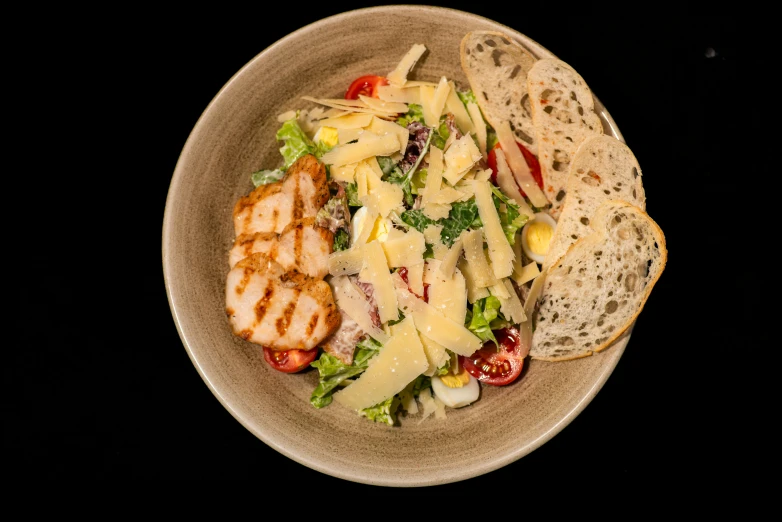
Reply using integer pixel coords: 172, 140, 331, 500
496, 120, 548, 207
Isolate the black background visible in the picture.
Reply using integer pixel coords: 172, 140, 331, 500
13, 3, 748, 488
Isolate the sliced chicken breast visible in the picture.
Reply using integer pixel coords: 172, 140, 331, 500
233, 154, 329, 237
229, 217, 333, 278
225, 253, 340, 351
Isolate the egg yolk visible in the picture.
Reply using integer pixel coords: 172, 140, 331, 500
315, 126, 339, 148
439, 368, 471, 388
367, 216, 390, 242
525, 220, 553, 255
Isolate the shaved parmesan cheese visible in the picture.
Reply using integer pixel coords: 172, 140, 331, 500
458, 258, 490, 303
466, 102, 488, 158
489, 280, 510, 299
328, 245, 366, 276
401, 80, 439, 88
333, 315, 426, 411
301, 96, 398, 117
417, 387, 438, 423
318, 113, 373, 129
493, 148, 536, 217
425, 260, 467, 325
320, 133, 400, 167
513, 260, 540, 286
423, 224, 444, 245
365, 156, 385, 182
387, 43, 427, 86
433, 395, 447, 419
359, 95, 408, 115
419, 85, 436, 127
358, 240, 399, 324
423, 76, 449, 127
419, 335, 448, 377
330, 275, 390, 343
406, 262, 425, 297
496, 120, 548, 208
439, 238, 463, 279
354, 205, 379, 246
423, 203, 451, 220
429, 186, 466, 205
399, 380, 419, 413
461, 229, 498, 288
330, 163, 357, 183
392, 272, 481, 356
361, 180, 404, 218
421, 146, 443, 207
382, 228, 426, 268
445, 81, 475, 136
473, 180, 515, 279
377, 85, 420, 104
356, 164, 368, 199
498, 279, 526, 324
443, 134, 482, 185
367, 117, 409, 154
338, 127, 364, 145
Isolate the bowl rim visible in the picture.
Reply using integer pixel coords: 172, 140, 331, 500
162, 4, 627, 486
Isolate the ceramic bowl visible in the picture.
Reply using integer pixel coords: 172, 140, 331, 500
162, 4, 627, 486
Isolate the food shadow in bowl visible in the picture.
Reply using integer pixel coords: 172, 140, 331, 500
162, 5, 628, 487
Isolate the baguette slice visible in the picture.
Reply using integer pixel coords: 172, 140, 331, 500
530, 200, 666, 361
460, 31, 538, 153
543, 135, 646, 272
527, 58, 604, 218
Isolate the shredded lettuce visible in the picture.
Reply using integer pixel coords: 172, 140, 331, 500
345, 182, 362, 207
439, 200, 480, 246
309, 337, 382, 408
457, 90, 478, 106
396, 103, 424, 127
276, 118, 318, 169
333, 229, 350, 252
466, 296, 502, 346
490, 185, 530, 244
250, 168, 285, 187
359, 396, 400, 426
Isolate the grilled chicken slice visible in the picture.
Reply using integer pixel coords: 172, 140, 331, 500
229, 217, 333, 278
233, 154, 329, 237
225, 253, 340, 351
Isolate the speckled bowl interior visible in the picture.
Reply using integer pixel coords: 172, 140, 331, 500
162, 5, 628, 487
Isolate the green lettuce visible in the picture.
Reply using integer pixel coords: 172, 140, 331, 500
401, 198, 481, 247
396, 103, 424, 127
359, 396, 400, 426
466, 296, 503, 346
276, 118, 317, 169
251, 168, 285, 187
333, 229, 350, 252
490, 185, 530, 244
309, 337, 382, 408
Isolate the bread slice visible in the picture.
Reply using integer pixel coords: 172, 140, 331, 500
527, 58, 604, 218
460, 31, 538, 153
543, 135, 646, 272
530, 200, 666, 361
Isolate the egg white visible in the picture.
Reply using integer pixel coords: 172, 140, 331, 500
431, 373, 480, 408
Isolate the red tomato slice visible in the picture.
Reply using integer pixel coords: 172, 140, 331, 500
460, 327, 525, 386
487, 142, 543, 198
263, 346, 317, 373
344, 75, 389, 100
397, 267, 429, 302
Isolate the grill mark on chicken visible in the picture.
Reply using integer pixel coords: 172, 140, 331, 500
276, 289, 300, 335
306, 313, 320, 337
253, 279, 276, 325
292, 171, 304, 221
294, 224, 303, 261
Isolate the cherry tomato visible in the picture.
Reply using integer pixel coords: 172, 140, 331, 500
263, 346, 317, 373
397, 267, 429, 302
460, 327, 525, 386
344, 75, 389, 100
487, 142, 543, 198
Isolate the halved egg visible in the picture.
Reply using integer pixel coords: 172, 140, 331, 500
350, 206, 392, 244
431, 370, 480, 408
520, 212, 557, 264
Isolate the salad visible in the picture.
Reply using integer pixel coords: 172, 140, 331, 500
243, 42, 556, 426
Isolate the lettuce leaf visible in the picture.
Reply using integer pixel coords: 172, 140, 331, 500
359, 396, 400, 426
396, 103, 424, 127
309, 337, 382, 408
490, 185, 530, 244
276, 118, 317, 169
466, 296, 502, 346
250, 168, 285, 187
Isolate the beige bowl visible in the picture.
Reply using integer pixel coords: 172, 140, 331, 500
163, 5, 628, 486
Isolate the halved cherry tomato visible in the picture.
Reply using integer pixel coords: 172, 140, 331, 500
263, 346, 317, 373
344, 75, 389, 100
459, 327, 525, 386
397, 267, 429, 302
487, 142, 543, 198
